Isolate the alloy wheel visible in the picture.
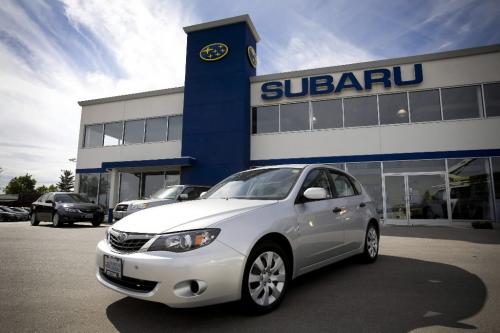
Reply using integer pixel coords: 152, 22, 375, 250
367, 227, 378, 258
248, 251, 286, 306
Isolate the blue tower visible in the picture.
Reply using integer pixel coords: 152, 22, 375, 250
180, 15, 260, 185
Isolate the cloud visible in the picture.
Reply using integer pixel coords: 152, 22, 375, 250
0, 0, 197, 191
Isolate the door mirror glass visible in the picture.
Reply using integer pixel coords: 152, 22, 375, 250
179, 193, 189, 200
303, 187, 328, 200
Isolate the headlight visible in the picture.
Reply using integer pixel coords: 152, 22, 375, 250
64, 207, 80, 213
148, 229, 220, 252
131, 203, 149, 209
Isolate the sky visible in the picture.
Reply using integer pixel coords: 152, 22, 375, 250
0, 0, 499, 191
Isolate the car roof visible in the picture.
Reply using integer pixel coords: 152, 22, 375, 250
248, 163, 345, 171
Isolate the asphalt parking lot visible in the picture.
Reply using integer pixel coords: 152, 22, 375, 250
1, 221, 499, 332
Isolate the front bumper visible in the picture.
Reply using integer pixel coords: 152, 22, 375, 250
95, 239, 246, 308
61, 212, 103, 222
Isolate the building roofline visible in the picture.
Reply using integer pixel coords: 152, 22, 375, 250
250, 44, 500, 83
183, 14, 260, 42
78, 86, 184, 107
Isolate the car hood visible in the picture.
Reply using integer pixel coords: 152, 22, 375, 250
118, 198, 176, 205
113, 199, 277, 234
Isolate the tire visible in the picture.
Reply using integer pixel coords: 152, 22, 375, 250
92, 219, 101, 227
362, 223, 379, 263
30, 212, 39, 226
0, 215, 4, 222
52, 213, 62, 228
241, 240, 290, 315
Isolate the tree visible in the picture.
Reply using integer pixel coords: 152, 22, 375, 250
36, 184, 59, 195
5, 174, 37, 194
57, 170, 75, 192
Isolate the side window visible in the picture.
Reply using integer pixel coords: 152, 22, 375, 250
37, 194, 46, 203
329, 172, 356, 197
300, 169, 332, 200
350, 176, 363, 194
182, 187, 199, 200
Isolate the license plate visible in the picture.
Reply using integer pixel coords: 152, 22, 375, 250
85, 213, 93, 219
104, 255, 122, 279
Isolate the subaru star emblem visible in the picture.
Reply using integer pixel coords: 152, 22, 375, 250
116, 232, 128, 243
200, 42, 229, 61
247, 45, 257, 68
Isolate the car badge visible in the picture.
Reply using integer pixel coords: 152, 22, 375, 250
247, 45, 257, 68
200, 42, 229, 61
116, 232, 128, 243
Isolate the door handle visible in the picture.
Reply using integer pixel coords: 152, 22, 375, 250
332, 207, 342, 213
359, 202, 366, 208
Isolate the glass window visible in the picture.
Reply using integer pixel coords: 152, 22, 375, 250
442, 85, 483, 120
279, 102, 309, 132
311, 99, 343, 129
329, 172, 355, 197
84, 124, 103, 148
383, 159, 446, 173
145, 117, 167, 143
141, 172, 165, 198
252, 106, 279, 134
484, 83, 500, 117
492, 157, 500, 221
409, 89, 442, 122
346, 162, 383, 215
182, 187, 203, 200
379, 93, 409, 124
300, 169, 332, 199
98, 173, 109, 208
343, 95, 378, 127
119, 173, 141, 202
165, 172, 181, 186
79, 173, 99, 203
167, 115, 183, 141
103, 122, 123, 146
447, 158, 493, 220
123, 119, 145, 144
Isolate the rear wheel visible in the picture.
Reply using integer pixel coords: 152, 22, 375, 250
241, 241, 290, 314
362, 223, 379, 263
30, 212, 39, 226
92, 219, 101, 227
52, 213, 62, 228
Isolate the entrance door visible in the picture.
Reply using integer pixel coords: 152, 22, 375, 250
383, 173, 451, 226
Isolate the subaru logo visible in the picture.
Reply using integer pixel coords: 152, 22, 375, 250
116, 232, 128, 243
247, 45, 257, 68
200, 42, 229, 62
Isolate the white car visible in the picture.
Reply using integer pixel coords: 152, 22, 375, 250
113, 185, 210, 221
96, 164, 380, 313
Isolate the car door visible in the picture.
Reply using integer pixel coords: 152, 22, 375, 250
328, 170, 365, 252
32, 194, 46, 220
295, 169, 345, 269
40, 193, 55, 221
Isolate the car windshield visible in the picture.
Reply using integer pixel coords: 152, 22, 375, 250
0, 207, 14, 212
205, 168, 303, 200
10, 207, 23, 212
54, 193, 90, 203
151, 186, 183, 199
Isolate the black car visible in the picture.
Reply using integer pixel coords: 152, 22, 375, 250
8, 207, 30, 220
0, 206, 17, 222
31, 192, 104, 227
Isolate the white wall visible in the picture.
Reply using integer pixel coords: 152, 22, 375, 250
76, 92, 183, 169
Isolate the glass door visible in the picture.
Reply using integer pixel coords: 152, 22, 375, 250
384, 173, 451, 226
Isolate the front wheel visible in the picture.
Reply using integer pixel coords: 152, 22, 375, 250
241, 241, 290, 314
362, 223, 379, 263
30, 213, 39, 226
52, 213, 62, 228
91, 219, 101, 227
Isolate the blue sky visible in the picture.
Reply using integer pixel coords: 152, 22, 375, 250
0, 0, 499, 190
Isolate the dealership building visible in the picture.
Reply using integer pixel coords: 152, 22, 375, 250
75, 15, 500, 225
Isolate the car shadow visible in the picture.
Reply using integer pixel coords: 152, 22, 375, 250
105, 255, 486, 332
383, 225, 500, 245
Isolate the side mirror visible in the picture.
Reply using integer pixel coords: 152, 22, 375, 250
303, 187, 328, 200
179, 193, 189, 200
199, 192, 207, 199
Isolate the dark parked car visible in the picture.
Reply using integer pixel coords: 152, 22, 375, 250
31, 192, 105, 227
8, 207, 30, 220
0, 206, 18, 222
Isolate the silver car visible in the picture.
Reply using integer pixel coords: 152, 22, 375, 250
113, 185, 210, 221
96, 164, 380, 314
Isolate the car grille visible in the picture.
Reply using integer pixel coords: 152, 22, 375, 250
100, 269, 157, 293
79, 208, 97, 213
109, 231, 154, 253
115, 204, 128, 212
